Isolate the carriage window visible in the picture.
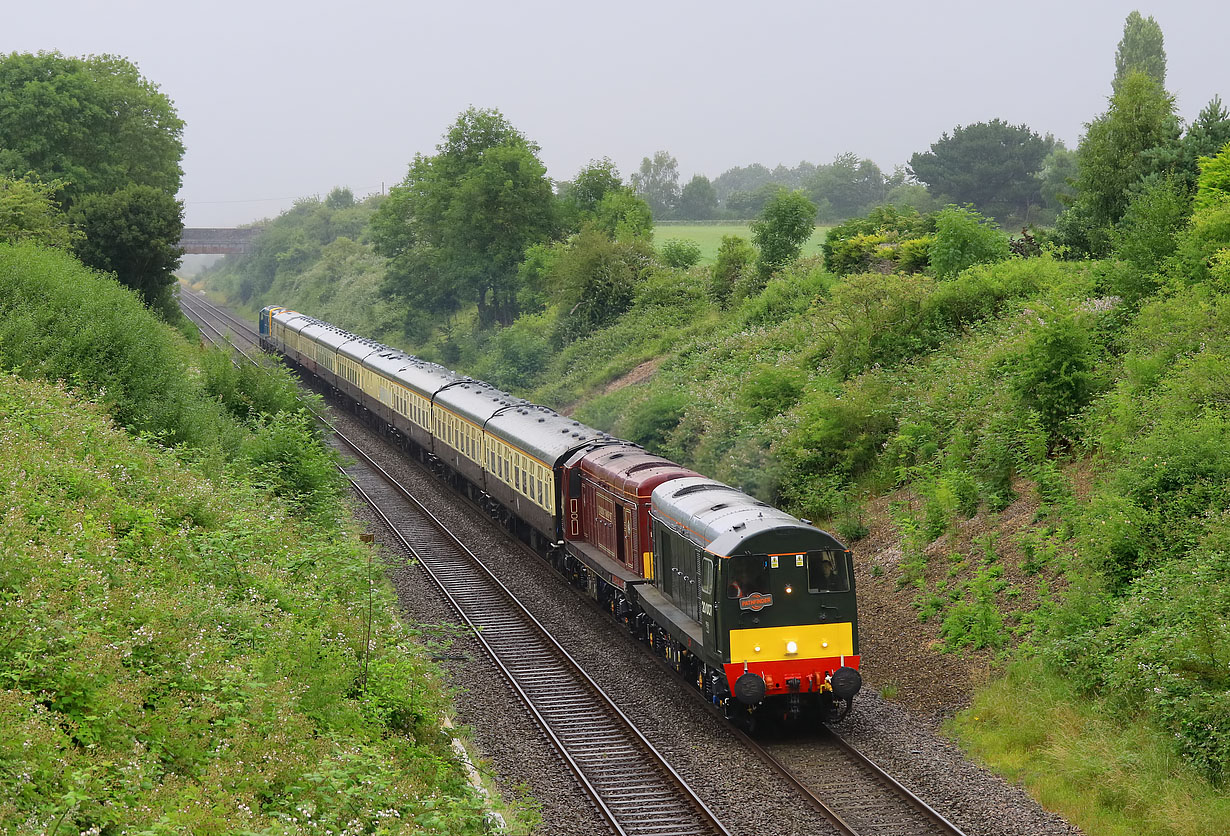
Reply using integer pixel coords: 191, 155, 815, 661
808, 551, 850, 592
701, 558, 714, 595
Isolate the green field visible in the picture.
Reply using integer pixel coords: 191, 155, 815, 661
654, 223, 831, 263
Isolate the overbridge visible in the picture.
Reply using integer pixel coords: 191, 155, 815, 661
180, 227, 263, 255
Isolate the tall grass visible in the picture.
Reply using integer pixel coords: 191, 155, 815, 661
951, 660, 1230, 836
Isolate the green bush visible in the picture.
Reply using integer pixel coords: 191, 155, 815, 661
930, 205, 1012, 279
0, 373, 492, 832
821, 205, 935, 275
658, 237, 702, 269
623, 389, 689, 452
1012, 303, 1098, 440
0, 242, 238, 449
740, 364, 806, 419
708, 234, 756, 306
941, 567, 1008, 651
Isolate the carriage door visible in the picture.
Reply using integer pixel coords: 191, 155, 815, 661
614, 503, 626, 567
621, 506, 636, 572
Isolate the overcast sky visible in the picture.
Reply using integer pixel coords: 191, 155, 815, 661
5, 1, 1229, 227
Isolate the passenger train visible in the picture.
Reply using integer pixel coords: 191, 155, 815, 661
259, 305, 863, 722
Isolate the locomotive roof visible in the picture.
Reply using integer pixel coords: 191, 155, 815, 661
651, 476, 845, 558
434, 380, 525, 426
273, 309, 314, 333
576, 444, 700, 497
488, 405, 614, 466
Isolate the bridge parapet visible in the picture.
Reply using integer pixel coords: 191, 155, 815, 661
180, 227, 263, 255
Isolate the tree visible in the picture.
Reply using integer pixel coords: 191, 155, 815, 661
546, 228, 653, 344
631, 150, 679, 218
1179, 97, 1230, 192
1037, 147, 1078, 218
726, 183, 786, 218
0, 175, 79, 248
70, 184, 184, 314
908, 121, 1056, 222
678, 174, 717, 220
371, 107, 556, 328
0, 51, 183, 204
1066, 70, 1180, 253
1113, 11, 1166, 94
558, 158, 623, 229
805, 153, 888, 220
594, 188, 653, 242
751, 190, 817, 280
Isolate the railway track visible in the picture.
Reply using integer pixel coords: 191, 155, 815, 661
744, 727, 966, 836
177, 289, 261, 357
179, 290, 731, 836
179, 290, 969, 836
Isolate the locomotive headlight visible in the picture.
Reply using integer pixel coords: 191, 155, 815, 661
785, 585, 793, 593
785, 640, 799, 656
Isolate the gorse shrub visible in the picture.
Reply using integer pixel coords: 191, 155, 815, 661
822, 204, 936, 276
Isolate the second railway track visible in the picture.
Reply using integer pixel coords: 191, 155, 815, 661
179, 290, 970, 836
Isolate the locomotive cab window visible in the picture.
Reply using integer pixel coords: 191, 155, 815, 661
726, 556, 770, 599
807, 551, 849, 592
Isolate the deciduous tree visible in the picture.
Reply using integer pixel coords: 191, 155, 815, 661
70, 184, 184, 314
0, 175, 79, 248
805, 153, 887, 221
678, 174, 717, 220
631, 150, 679, 218
751, 190, 817, 280
1067, 71, 1180, 253
1113, 11, 1166, 94
0, 51, 183, 204
371, 108, 556, 328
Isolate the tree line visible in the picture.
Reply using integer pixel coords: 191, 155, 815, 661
635, 12, 1228, 231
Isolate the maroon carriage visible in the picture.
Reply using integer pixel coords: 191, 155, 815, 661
560, 443, 699, 592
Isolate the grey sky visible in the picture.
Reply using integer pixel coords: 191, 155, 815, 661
5, 1, 1228, 227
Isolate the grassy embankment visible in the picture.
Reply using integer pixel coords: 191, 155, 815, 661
653, 222, 830, 262
0, 243, 531, 834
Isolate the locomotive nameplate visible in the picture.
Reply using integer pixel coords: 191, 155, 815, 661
739, 592, 773, 611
